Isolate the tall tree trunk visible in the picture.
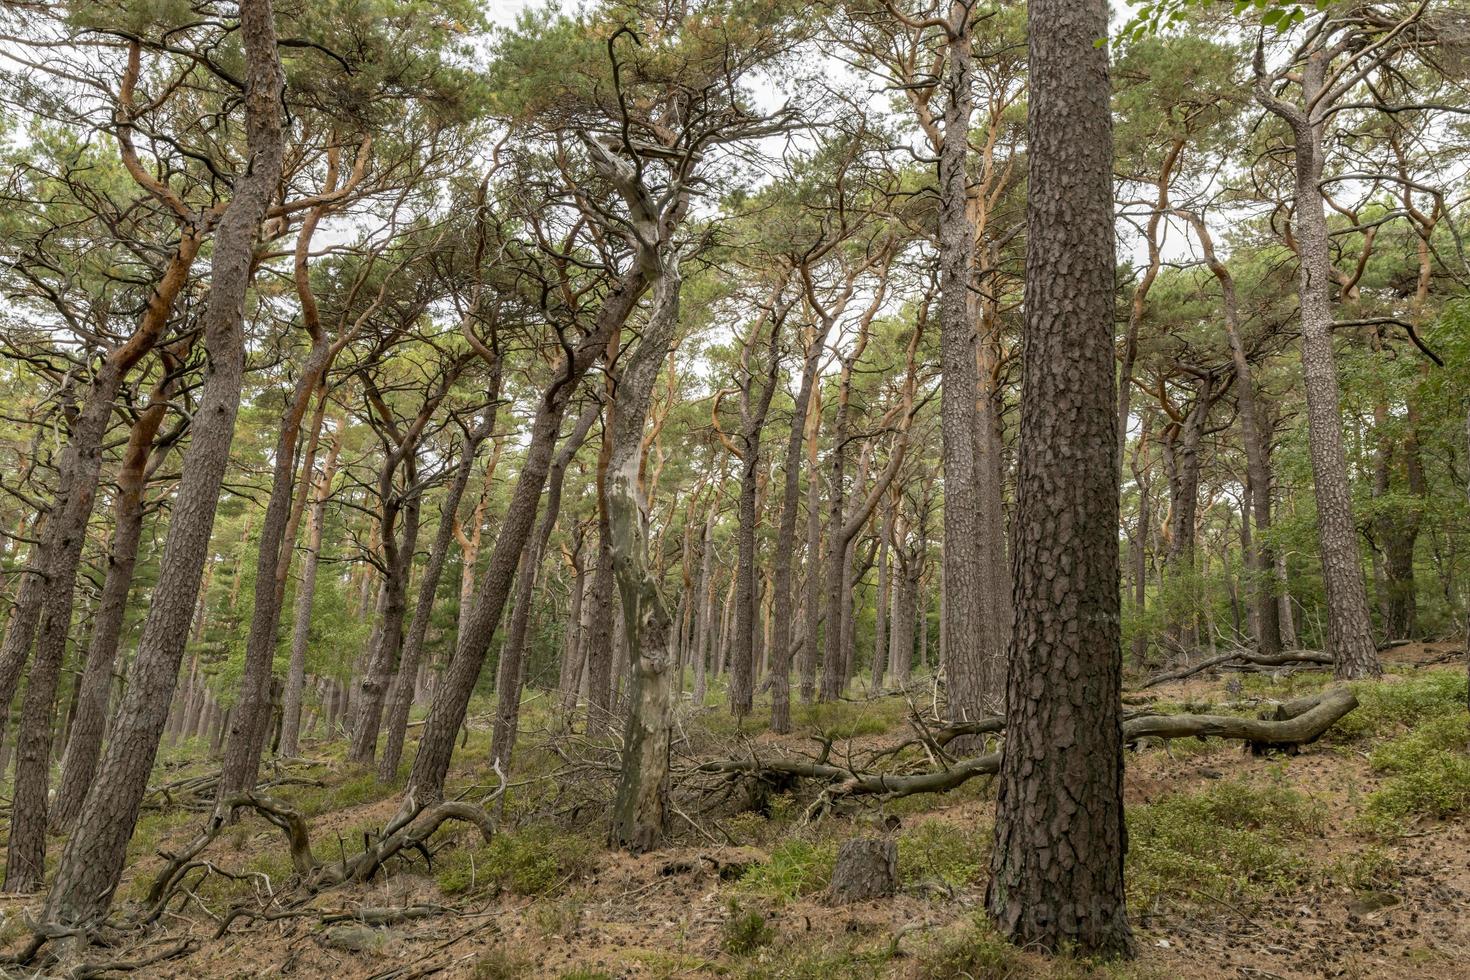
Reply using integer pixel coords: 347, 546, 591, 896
798, 388, 824, 703
729, 319, 781, 720
987, 0, 1132, 957
608, 253, 684, 850
1179, 212, 1281, 653
936, 5, 1001, 720
51, 370, 178, 832
770, 315, 829, 728
380, 401, 502, 781
42, 0, 284, 932
1255, 45, 1379, 679
489, 400, 599, 768
4, 243, 203, 892
279, 413, 345, 757
406, 266, 648, 804
349, 487, 421, 765
691, 508, 716, 706
870, 493, 894, 693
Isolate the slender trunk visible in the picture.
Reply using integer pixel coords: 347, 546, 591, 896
51, 382, 175, 831
406, 266, 648, 804
1180, 212, 1280, 653
798, 389, 824, 703
43, 1, 284, 931
279, 414, 345, 757
1255, 48, 1379, 679
380, 402, 503, 780
871, 495, 894, 693
489, 401, 598, 767
349, 489, 421, 765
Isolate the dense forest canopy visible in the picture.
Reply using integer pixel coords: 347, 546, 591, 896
0, 0, 1467, 977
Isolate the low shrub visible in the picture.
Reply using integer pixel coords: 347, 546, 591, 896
1127, 779, 1323, 913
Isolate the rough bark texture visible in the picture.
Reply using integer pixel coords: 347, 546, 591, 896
986, 0, 1133, 958
729, 317, 780, 719
42, 0, 284, 933
382, 398, 502, 781
4, 240, 202, 892
1254, 42, 1379, 680
770, 326, 829, 731
870, 495, 894, 693
609, 256, 684, 851
936, 6, 1001, 721
828, 838, 899, 904
51, 372, 177, 832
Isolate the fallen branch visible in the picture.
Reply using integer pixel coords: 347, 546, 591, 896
691, 688, 1359, 803
1140, 649, 1334, 688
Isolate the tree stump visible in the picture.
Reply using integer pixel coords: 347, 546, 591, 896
828, 837, 899, 904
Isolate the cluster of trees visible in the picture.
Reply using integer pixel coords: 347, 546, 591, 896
0, 0, 1466, 962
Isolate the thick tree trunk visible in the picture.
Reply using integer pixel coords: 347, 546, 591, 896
986, 0, 1133, 957
42, 0, 284, 933
609, 256, 685, 851
12, 179, 197, 896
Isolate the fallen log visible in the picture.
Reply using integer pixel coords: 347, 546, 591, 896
692, 688, 1359, 803
1140, 649, 1334, 689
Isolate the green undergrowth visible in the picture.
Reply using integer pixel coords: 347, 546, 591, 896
435, 826, 597, 897
1126, 778, 1324, 914
1326, 669, 1466, 744
736, 837, 836, 903
916, 914, 1165, 980
721, 899, 776, 955
1360, 709, 1470, 832
899, 818, 989, 887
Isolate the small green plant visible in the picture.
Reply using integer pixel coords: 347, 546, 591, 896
531, 895, 585, 938
437, 828, 595, 897
1329, 847, 1401, 892
737, 838, 835, 903
472, 949, 534, 979
914, 914, 1032, 980
1357, 700, 1470, 833
1362, 754, 1470, 830
793, 700, 900, 738
720, 900, 775, 956
899, 819, 987, 887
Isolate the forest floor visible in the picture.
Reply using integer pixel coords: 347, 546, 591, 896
2, 642, 1468, 979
